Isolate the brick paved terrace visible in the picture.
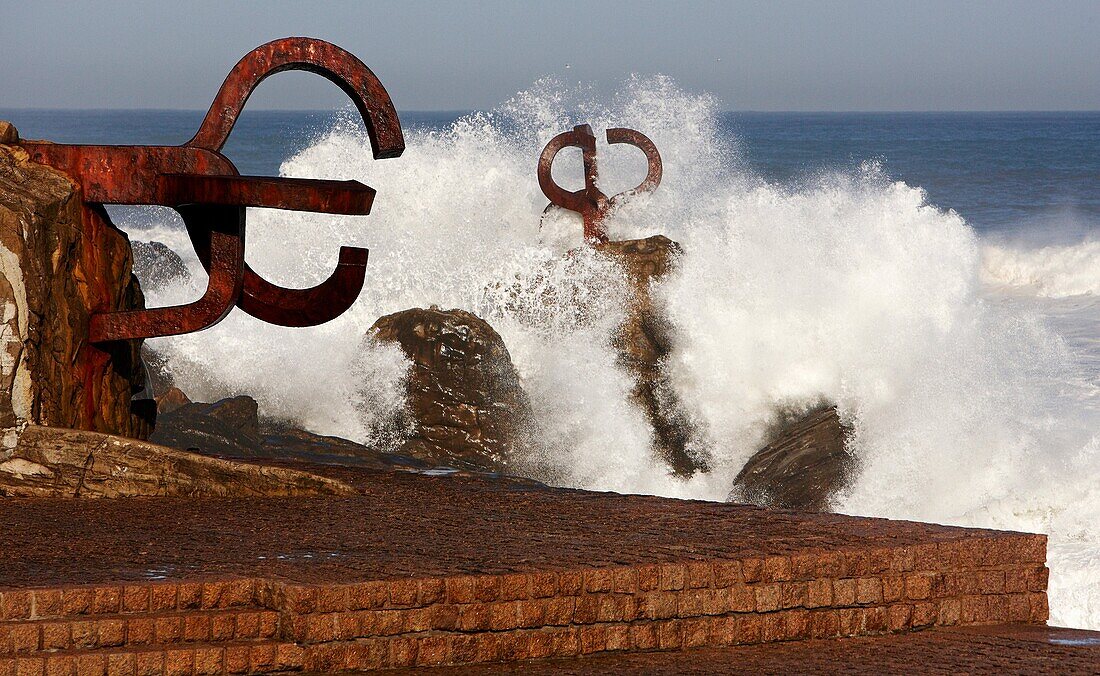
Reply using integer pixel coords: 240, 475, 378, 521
0, 465, 1079, 673
402, 625, 1100, 674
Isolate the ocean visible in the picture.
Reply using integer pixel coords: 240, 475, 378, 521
3, 79, 1099, 629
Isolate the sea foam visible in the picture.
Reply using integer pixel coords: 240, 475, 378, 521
129, 76, 1100, 629
984, 239, 1100, 298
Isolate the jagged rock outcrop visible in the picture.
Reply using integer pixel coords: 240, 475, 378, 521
0, 425, 353, 498
155, 386, 191, 414
152, 393, 423, 471
369, 307, 535, 472
0, 126, 150, 455
142, 344, 176, 398
730, 405, 855, 511
151, 396, 262, 458
131, 240, 190, 293
591, 235, 703, 476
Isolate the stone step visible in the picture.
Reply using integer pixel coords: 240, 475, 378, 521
269, 562, 1049, 670
0, 608, 279, 656
392, 625, 1100, 675
0, 548, 1051, 670
0, 470, 1065, 671
0, 639, 305, 676
277, 569, 1048, 644
0, 579, 260, 622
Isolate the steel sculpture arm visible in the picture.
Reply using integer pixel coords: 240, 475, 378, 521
19, 37, 404, 341
184, 37, 405, 328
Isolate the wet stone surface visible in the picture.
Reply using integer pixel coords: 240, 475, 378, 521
0, 464, 1064, 672
0, 464, 1042, 588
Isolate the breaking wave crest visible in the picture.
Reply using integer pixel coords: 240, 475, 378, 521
129, 76, 1100, 629
983, 239, 1100, 298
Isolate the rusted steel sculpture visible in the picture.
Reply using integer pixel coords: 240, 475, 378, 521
19, 37, 404, 342
537, 124, 662, 244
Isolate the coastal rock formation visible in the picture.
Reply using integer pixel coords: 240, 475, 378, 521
142, 344, 176, 398
730, 405, 855, 511
0, 128, 150, 454
155, 386, 191, 414
0, 425, 353, 498
152, 392, 422, 470
0, 122, 16, 145
369, 306, 535, 472
131, 240, 191, 292
592, 235, 703, 476
260, 426, 433, 471
151, 396, 262, 458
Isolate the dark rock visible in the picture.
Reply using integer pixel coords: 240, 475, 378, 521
260, 427, 432, 471
0, 425, 353, 498
730, 405, 855, 511
131, 240, 190, 292
199, 395, 259, 437
592, 235, 704, 476
141, 345, 175, 397
151, 396, 263, 458
369, 306, 536, 472
152, 393, 421, 470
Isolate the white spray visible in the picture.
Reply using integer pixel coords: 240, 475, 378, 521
129, 76, 1100, 629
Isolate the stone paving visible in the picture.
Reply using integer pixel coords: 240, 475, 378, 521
399, 625, 1100, 674
0, 466, 1071, 673
0, 468, 1047, 587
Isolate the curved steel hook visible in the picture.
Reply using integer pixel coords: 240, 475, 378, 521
537, 124, 662, 244
188, 37, 404, 159
186, 37, 405, 327
537, 124, 606, 216
89, 205, 245, 342
605, 127, 662, 208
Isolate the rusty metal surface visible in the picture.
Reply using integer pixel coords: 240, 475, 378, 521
537, 124, 662, 244
19, 37, 404, 342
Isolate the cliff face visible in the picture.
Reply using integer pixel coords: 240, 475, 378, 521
0, 130, 151, 454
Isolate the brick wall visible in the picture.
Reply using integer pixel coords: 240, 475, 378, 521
0, 532, 1044, 673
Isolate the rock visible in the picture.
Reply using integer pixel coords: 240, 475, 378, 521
369, 307, 535, 472
591, 235, 703, 476
198, 395, 259, 436
730, 405, 855, 511
0, 122, 17, 145
141, 345, 175, 397
151, 396, 263, 458
0, 425, 353, 498
155, 386, 191, 414
131, 240, 190, 292
259, 427, 432, 471
151, 393, 418, 470
0, 142, 150, 455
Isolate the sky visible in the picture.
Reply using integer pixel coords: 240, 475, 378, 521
3, 0, 1099, 112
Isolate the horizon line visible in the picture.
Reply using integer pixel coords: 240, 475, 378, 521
3, 107, 1100, 115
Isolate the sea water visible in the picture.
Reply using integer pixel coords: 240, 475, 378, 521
4, 78, 1100, 629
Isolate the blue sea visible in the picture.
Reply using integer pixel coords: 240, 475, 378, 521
3, 96, 1100, 629
5, 108, 1100, 236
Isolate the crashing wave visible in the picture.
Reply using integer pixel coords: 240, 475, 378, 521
124, 76, 1100, 629
983, 239, 1100, 297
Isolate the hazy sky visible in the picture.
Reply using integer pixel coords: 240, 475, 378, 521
4, 1, 1099, 112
